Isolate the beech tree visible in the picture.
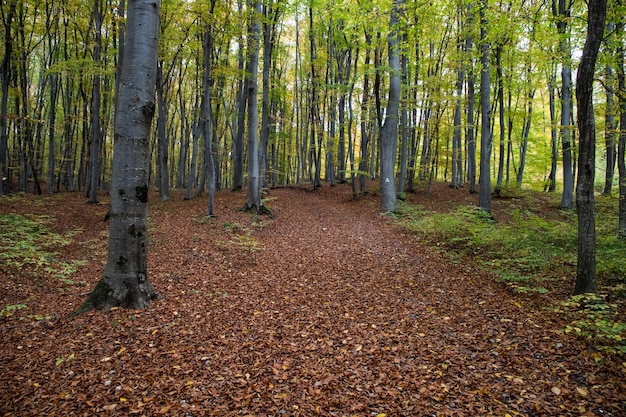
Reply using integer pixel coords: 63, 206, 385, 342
573, 0, 606, 295
75, 0, 161, 314
553, 0, 575, 210
618, 6, 626, 238
380, 0, 403, 212
244, 0, 263, 213
478, 0, 492, 213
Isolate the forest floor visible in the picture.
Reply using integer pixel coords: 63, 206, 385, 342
1, 182, 625, 416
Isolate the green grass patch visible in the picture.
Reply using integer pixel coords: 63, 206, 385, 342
395, 194, 626, 354
395, 197, 626, 296
0, 213, 86, 288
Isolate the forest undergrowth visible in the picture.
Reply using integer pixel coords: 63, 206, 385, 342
1, 182, 625, 416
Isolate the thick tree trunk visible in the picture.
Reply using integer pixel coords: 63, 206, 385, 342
380, 0, 403, 212
201, 22, 216, 216
245, 0, 263, 212
574, 0, 606, 295
478, 0, 492, 213
75, 0, 161, 315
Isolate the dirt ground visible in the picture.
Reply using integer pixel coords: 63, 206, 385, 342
1, 182, 624, 416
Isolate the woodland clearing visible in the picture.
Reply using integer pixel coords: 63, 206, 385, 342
1, 182, 625, 416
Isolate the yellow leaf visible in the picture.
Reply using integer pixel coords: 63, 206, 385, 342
67, 353, 75, 360
120, 397, 128, 402
551, 387, 562, 395
376, 414, 387, 417
33, 383, 40, 387
576, 387, 589, 396
185, 381, 194, 386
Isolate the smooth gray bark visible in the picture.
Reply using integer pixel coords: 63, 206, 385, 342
88, 0, 103, 204
75, 0, 161, 315
465, 4, 477, 194
574, 0, 606, 295
618, 20, 626, 238
245, 0, 262, 212
380, 0, 403, 212
603, 56, 616, 195
232, 9, 246, 192
554, 0, 574, 209
156, 63, 169, 201
478, 0, 492, 213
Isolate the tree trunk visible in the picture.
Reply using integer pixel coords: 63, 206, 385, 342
574, 0, 606, 295
47, 73, 59, 195
602, 54, 616, 195
478, 0, 492, 213
547, 65, 558, 192
451, 16, 465, 190
465, 4, 477, 194
0, 0, 16, 196
232, 9, 246, 192
554, 0, 574, 209
74, 0, 161, 315
245, 0, 263, 212
380, 0, 403, 212
494, 44, 505, 197
201, 22, 216, 216
156, 63, 170, 201
359, 31, 372, 196
617, 18, 626, 239
89, 0, 103, 204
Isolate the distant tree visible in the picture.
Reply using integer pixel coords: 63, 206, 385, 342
74, 0, 161, 314
574, 0, 606, 295
602, 22, 616, 196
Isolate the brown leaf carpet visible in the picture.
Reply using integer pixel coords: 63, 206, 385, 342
1, 183, 624, 416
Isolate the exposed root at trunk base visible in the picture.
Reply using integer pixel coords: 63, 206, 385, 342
71, 276, 162, 317
241, 203, 272, 216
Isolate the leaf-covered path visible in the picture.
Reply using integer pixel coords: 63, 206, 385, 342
1, 184, 624, 416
